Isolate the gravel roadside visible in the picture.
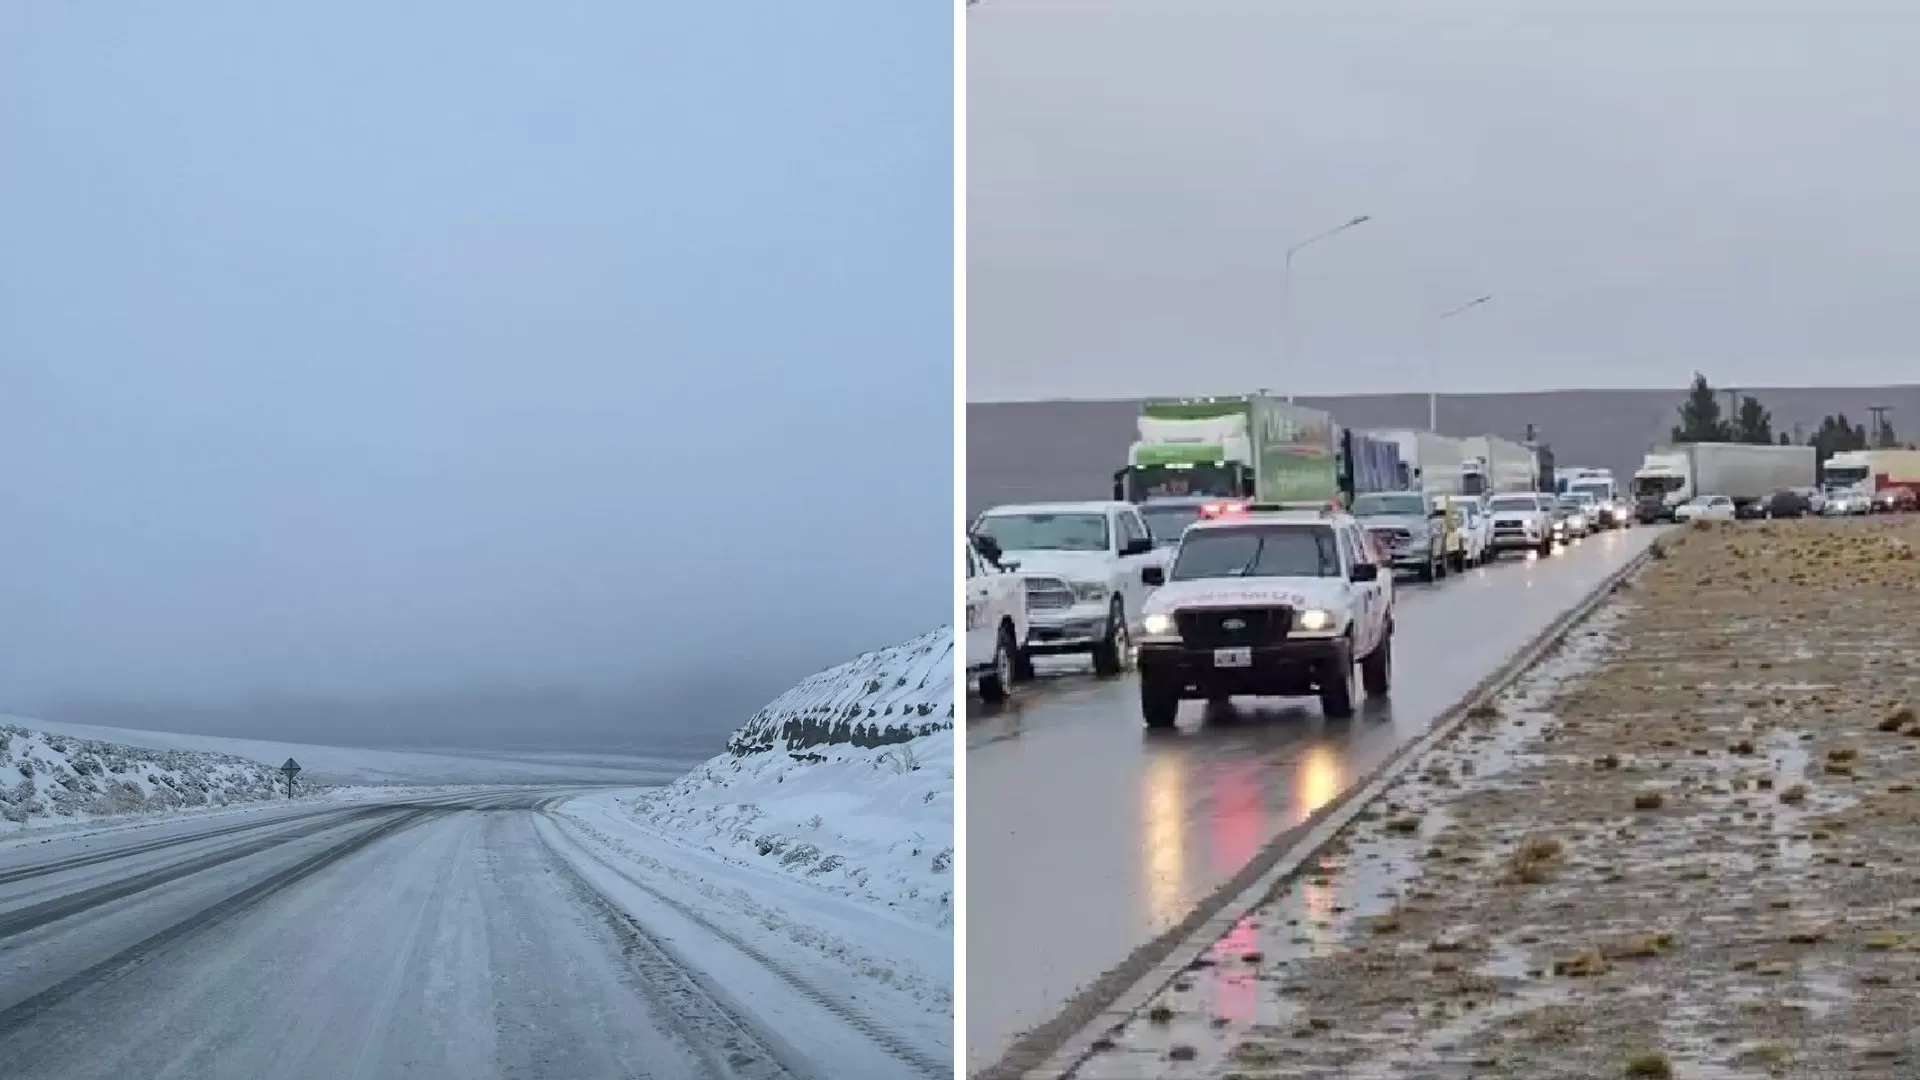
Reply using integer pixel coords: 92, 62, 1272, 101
1074, 518, 1920, 1080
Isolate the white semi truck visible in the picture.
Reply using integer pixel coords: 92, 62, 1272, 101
1630, 443, 1817, 518
1460, 435, 1538, 496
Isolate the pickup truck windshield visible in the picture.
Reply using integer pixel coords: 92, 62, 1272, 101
1138, 503, 1205, 545
974, 512, 1110, 552
1171, 524, 1341, 580
1350, 493, 1427, 517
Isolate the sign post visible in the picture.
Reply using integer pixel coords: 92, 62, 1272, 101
280, 758, 301, 799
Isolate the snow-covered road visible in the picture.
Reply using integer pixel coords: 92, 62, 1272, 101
0, 787, 947, 1080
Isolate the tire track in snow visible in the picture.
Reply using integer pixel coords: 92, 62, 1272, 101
540, 812, 950, 1080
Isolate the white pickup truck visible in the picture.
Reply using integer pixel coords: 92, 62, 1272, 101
970, 500, 1165, 676
1133, 504, 1394, 726
1483, 492, 1559, 559
965, 535, 1029, 703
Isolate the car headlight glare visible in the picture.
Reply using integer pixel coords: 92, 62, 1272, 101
1295, 608, 1334, 632
1142, 612, 1174, 636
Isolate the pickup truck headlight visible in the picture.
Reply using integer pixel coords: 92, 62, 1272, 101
1295, 608, 1335, 632
1070, 581, 1110, 604
1141, 612, 1175, 636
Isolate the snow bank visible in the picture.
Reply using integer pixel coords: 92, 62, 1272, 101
0, 723, 301, 832
629, 626, 954, 926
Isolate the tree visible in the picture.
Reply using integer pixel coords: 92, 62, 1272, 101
1810, 412, 1869, 468
1778, 432, 1793, 445
1731, 395, 1774, 445
1670, 372, 1731, 443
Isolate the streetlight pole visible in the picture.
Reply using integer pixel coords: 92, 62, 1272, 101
1432, 295, 1491, 431
1279, 215, 1371, 401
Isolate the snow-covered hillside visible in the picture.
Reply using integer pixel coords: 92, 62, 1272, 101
626, 626, 954, 925
0, 724, 301, 832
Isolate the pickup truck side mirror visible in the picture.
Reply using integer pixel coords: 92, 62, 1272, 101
972, 534, 1004, 566
1142, 565, 1166, 586
1001, 559, 1021, 572
1429, 507, 1447, 519
1350, 563, 1380, 583
1121, 538, 1156, 557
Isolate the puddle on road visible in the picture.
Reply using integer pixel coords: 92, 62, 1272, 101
1072, 619, 1620, 1080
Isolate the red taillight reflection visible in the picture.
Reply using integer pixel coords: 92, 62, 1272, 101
1200, 501, 1247, 518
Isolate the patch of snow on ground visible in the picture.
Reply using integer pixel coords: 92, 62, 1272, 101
628, 626, 955, 927
0, 722, 311, 833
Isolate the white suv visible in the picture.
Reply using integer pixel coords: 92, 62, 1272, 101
1134, 505, 1394, 727
970, 501, 1164, 677
1484, 492, 1558, 558
965, 536, 1029, 704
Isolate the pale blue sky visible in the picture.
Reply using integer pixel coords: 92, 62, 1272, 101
0, 2, 951, 743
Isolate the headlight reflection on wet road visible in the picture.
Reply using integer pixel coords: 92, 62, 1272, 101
1142, 753, 1185, 932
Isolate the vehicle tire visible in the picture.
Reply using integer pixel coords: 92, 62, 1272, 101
1435, 555, 1449, 580
1319, 640, 1357, 719
1361, 626, 1393, 698
1416, 560, 1435, 583
1091, 600, 1130, 677
1141, 677, 1180, 729
1536, 537, 1554, 557
1011, 648, 1037, 684
978, 624, 1015, 704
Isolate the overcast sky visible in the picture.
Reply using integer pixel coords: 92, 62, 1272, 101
969, 1, 1920, 401
0, 2, 950, 744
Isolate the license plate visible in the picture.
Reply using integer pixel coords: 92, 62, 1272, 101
1214, 647, 1252, 668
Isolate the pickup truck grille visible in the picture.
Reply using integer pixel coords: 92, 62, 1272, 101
1024, 576, 1074, 611
1368, 527, 1411, 545
1176, 607, 1291, 648
1491, 518, 1533, 539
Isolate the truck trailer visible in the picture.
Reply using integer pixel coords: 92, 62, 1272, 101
1367, 429, 1467, 496
1631, 443, 1817, 515
1460, 435, 1538, 495
1112, 395, 1341, 504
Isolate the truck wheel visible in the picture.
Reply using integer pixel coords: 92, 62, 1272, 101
1435, 555, 1448, 580
1091, 600, 1130, 677
1011, 647, 1036, 684
1361, 628, 1392, 698
1140, 677, 1180, 729
978, 624, 1015, 704
1536, 537, 1554, 557
1318, 641, 1357, 719
1416, 560, 1435, 583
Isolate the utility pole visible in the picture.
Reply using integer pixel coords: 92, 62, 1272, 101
1869, 404, 1894, 447
1432, 295, 1492, 431
1279, 215, 1371, 399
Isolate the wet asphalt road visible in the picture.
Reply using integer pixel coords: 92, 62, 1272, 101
964, 526, 1662, 1070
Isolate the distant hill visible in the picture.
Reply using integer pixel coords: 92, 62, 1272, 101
967, 385, 1920, 515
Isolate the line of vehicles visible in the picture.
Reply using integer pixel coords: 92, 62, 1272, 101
962, 394, 1632, 716
1629, 443, 1920, 521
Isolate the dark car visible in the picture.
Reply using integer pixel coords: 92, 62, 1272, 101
1760, 489, 1811, 519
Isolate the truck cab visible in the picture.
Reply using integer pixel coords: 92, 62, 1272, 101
1132, 504, 1394, 726
970, 501, 1165, 677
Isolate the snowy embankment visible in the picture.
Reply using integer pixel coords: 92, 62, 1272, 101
623, 626, 955, 925
0, 723, 300, 834
530, 628, 956, 1074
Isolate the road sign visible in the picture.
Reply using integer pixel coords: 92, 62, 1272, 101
280, 758, 301, 798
